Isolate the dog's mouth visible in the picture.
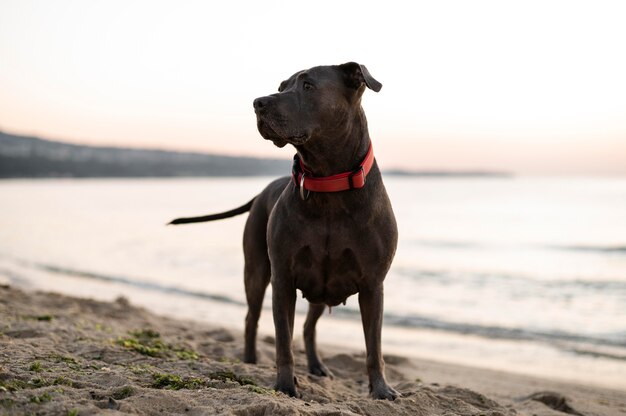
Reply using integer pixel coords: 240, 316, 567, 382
256, 119, 287, 147
256, 118, 309, 148
287, 133, 309, 145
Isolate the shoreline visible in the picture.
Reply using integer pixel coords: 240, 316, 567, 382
1, 285, 624, 415
3, 255, 623, 393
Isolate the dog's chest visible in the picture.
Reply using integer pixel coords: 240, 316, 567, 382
291, 244, 362, 306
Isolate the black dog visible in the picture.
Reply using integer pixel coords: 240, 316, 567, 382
170, 62, 398, 400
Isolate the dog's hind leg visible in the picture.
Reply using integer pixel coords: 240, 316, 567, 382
242, 204, 271, 364
243, 261, 270, 364
303, 303, 333, 377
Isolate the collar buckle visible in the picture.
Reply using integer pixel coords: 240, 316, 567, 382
299, 173, 310, 200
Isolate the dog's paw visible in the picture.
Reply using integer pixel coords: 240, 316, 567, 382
308, 362, 334, 378
274, 383, 299, 398
370, 383, 400, 401
274, 376, 300, 398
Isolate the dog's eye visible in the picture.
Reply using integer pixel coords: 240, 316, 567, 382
303, 82, 314, 91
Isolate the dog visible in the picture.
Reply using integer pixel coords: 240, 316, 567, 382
169, 62, 399, 400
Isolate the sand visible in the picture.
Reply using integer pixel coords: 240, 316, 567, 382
1, 285, 624, 416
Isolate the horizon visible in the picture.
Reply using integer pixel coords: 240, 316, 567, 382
0, 128, 512, 175
3, 127, 624, 177
1, 0, 625, 175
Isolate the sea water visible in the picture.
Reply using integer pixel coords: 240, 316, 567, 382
1, 176, 624, 389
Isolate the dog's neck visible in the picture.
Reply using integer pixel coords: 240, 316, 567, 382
295, 109, 372, 177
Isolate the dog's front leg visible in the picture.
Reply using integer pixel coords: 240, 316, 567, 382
359, 283, 399, 400
272, 271, 298, 397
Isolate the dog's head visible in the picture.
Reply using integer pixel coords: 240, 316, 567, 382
253, 62, 382, 148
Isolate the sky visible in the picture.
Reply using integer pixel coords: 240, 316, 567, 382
1, 0, 625, 175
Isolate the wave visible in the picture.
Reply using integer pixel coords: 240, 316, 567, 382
326, 307, 626, 351
408, 240, 485, 249
393, 266, 626, 291
552, 244, 626, 254
9, 258, 246, 307
408, 239, 626, 255
566, 347, 626, 361
4, 257, 625, 356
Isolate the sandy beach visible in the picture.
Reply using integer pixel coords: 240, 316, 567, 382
0, 285, 623, 415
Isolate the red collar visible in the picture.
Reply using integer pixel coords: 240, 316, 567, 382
292, 143, 374, 198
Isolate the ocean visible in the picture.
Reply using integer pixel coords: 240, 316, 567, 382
1, 176, 624, 390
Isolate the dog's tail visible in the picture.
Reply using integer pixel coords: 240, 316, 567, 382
167, 198, 255, 225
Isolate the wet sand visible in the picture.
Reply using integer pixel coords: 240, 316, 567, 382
1, 285, 624, 415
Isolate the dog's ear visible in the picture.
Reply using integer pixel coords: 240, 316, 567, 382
338, 62, 382, 92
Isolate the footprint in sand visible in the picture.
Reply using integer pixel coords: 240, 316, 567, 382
525, 391, 585, 416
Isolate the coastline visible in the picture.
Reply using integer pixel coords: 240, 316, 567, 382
2, 176, 625, 396
1, 285, 624, 415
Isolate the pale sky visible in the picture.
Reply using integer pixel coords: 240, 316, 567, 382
1, 0, 625, 175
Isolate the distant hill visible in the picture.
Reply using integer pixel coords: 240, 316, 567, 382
0, 131, 291, 178
384, 169, 512, 178
0, 131, 512, 178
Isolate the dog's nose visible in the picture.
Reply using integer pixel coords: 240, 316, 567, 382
253, 96, 275, 111
253, 97, 267, 111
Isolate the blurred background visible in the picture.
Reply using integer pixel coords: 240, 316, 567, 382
1, 0, 625, 390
